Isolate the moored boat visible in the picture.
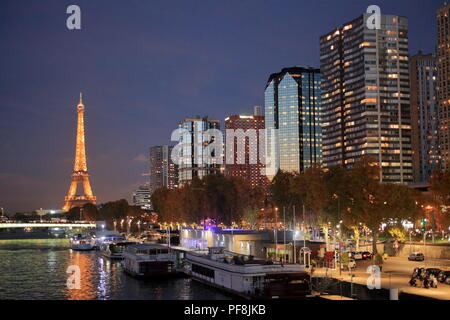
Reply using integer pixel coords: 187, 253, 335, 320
184, 247, 312, 299
101, 241, 137, 260
123, 243, 179, 278
70, 233, 95, 251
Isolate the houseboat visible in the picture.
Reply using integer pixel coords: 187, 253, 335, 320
70, 234, 95, 251
101, 241, 137, 260
91, 231, 126, 249
123, 243, 179, 278
184, 247, 312, 299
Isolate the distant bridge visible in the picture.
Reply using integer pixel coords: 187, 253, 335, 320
0, 222, 96, 229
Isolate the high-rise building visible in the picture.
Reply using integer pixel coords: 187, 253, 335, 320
437, 3, 450, 169
320, 14, 413, 183
253, 106, 264, 116
149, 145, 178, 193
224, 109, 269, 189
132, 184, 152, 210
264, 66, 322, 178
176, 117, 221, 185
409, 52, 440, 183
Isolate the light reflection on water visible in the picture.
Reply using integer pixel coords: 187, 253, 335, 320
0, 239, 231, 300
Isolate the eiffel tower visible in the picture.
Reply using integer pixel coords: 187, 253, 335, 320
63, 93, 97, 211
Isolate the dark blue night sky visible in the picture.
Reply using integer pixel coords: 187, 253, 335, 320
0, 0, 443, 213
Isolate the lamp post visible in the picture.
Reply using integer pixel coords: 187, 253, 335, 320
302, 205, 306, 249
409, 230, 413, 254
275, 207, 278, 261
283, 207, 286, 263
293, 205, 296, 264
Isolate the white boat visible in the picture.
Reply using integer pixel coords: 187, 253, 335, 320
123, 243, 178, 277
101, 241, 137, 260
70, 234, 95, 251
184, 247, 311, 299
91, 230, 126, 248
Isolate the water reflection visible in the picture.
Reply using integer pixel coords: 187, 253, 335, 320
67, 250, 96, 300
0, 239, 231, 300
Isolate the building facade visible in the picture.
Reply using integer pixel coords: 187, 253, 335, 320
320, 14, 413, 183
253, 106, 264, 116
437, 4, 450, 169
224, 111, 269, 189
132, 185, 152, 210
176, 117, 222, 185
264, 66, 322, 179
409, 52, 440, 183
149, 145, 178, 193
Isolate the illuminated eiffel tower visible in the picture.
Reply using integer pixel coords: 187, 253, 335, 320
63, 93, 97, 211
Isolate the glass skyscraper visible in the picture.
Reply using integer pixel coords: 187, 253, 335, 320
264, 67, 322, 178
176, 117, 221, 185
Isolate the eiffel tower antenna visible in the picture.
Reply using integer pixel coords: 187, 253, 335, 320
63, 94, 97, 212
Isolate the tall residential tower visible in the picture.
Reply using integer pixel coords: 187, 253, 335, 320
320, 14, 413, 183
409, 52, 440, 183
149, 145, 178, 193
437, 3, 450, 169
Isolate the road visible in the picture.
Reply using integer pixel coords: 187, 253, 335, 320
313, 256, 450, 300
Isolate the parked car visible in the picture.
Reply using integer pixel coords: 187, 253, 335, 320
351, 252, 363, 260
438, 270, 450, 284
361, 251, 374, 260
408, 252, 425, 261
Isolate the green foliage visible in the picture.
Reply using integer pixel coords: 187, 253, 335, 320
387, 227, 407, 242
340, 252, 350, 265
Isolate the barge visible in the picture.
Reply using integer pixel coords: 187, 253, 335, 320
123, 243, 180, 278
184, 247, 312, 299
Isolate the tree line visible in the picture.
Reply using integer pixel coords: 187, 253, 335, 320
151, 156, 450, 253
151, 174, 266, 226
67, 199, 144, 223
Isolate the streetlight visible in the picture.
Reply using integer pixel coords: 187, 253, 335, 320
409, 230, 413, 254
274, 207, 278, 261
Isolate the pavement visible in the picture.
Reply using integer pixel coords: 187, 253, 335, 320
312, 256, 450, 300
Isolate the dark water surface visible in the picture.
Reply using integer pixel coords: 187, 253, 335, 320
0, 239, 231, 300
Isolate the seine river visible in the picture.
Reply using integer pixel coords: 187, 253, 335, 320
0, 239, 231, 300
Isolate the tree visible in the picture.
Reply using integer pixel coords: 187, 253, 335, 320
344, 156, 416, 254
67, 207, 81, 221
387, 227, 407, 243
82, 203, 98, 221
151, 187, 171, 221
98, 199, 130, 221
303, 165, 327, 222
430, 168, 450, 206
429, 169, 450, 231
270, 170, 297, 215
